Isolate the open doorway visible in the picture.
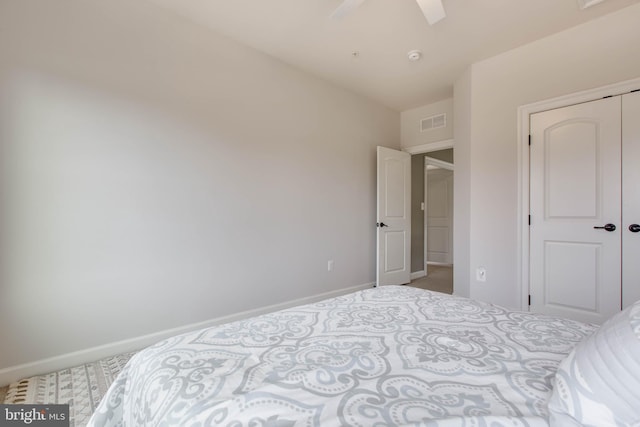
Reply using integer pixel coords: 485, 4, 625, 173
409, 148, 454, 294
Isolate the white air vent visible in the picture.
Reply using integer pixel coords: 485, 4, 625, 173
420, 113, 446, 132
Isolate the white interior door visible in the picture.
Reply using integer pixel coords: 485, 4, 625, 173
530, 97, 622, 324
622, 91, 640, 308
377, 146, 411, 286
426, 167, 453, 264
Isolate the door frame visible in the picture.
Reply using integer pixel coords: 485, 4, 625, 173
517, 77, 640, 311
424, 156, 454, 276
403, 139, 454, 281
404, 139, 454, 156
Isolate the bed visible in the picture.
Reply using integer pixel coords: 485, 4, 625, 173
88, 285, 640, 426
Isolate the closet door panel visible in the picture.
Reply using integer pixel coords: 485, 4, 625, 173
530, 97, 621, 324
622, 91, 640, 308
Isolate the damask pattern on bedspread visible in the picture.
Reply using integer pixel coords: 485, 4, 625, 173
88, 286, 595, 427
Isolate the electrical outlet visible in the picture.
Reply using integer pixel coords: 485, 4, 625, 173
476, 267, 487, 282
328, 260, 334, 272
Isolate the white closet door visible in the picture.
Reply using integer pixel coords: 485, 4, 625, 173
426, 168, 453, 264
530, 97, 621, 324
622, 91, 640, 308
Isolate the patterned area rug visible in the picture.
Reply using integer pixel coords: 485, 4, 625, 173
2, 352, 136, 427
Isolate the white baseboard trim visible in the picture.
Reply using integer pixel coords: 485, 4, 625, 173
0, 282, 374, 386
427, 262, 453, 267
410, 270, 426, 280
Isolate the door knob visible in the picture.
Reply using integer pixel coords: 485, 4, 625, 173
377, 222, 389, 228
629, 224, 640, 233
593, 223, 616, 232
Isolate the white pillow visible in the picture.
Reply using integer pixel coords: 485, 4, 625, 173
548, 300, 640, 427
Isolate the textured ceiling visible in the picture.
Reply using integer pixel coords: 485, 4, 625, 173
146, 0, 640, 111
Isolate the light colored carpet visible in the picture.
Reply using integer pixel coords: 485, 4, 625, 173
1, 352, 135, 427
409, 265, 453, 294
0, 384, 7, 403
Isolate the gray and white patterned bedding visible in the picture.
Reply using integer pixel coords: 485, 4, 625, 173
88, 286, 596, 426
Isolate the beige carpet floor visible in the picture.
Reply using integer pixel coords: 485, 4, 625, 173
408, 265, 453, 294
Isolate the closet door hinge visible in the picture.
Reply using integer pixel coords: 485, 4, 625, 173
528, 295, 531, 306
528, 135, 531, 146
528, 215, 531, 226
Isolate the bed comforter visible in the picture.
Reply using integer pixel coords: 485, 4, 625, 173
88, 286, 595, 426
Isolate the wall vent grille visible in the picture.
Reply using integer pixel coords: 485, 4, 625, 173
421, 113, 446, 132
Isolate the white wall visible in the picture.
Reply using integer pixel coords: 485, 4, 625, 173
454, 3, 640, 309
401, 98, 453, 149
0, 0, 399, 379
452, 69, 471, 299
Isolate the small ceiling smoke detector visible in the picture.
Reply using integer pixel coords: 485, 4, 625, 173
407, 50, 422, 62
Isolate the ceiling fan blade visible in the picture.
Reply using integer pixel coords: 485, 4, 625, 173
415, 0, 446, 25
331, 0, 367, 19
